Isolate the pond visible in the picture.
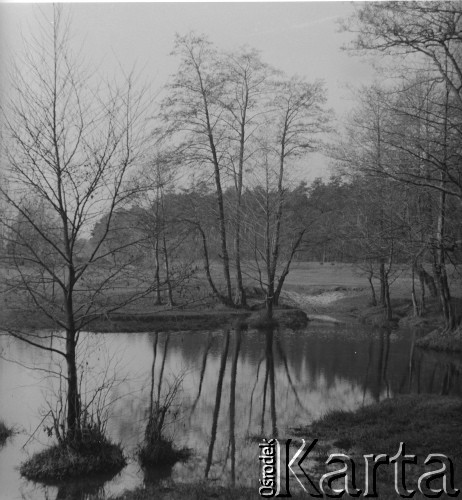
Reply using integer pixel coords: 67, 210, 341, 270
0, 322, 460, 499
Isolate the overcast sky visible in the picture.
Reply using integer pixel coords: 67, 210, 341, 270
0, 2, 376, 181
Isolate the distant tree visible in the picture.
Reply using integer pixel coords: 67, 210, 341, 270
138, 149, 197, 307
330, 85, 410, 319
331, 78, 461, 327
244, 77, 329, 318
90, 208, 147, 266
171, 184, 228, 303
304, 177, 353, 263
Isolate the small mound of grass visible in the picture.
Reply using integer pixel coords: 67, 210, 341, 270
0, 420, 13, 445
277, 309, 309, 329
138, 437, 189, 466
20, 437, 126, 482
248, 312, 279, 329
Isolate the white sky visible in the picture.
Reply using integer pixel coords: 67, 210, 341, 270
0, 2, 376, 182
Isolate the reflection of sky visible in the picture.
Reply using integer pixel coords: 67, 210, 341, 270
0, 325, 460, 499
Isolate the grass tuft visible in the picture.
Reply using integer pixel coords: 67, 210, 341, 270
0, 420, 13, 445
20, 436, 126, 482
138, 437, 189, 467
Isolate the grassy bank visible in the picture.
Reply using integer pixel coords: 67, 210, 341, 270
416, 324, 462, 352
0, 300, 308, 333
1, 261, 459, 343
283, 263, 462, 351
88, 307, 308, 332
293, 395, 462, 498
90, 309, 251, 332
114, 396, 461, 499
0, 270, 309, 333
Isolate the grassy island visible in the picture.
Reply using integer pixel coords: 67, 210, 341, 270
20, 437, 125, 482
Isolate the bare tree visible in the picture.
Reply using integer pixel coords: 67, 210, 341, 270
345, 2, 462, 200
255, 77, 329, 319
0, 6, 151, 446
332, 78, 459, 329
347, 1, 462, 108
142, 150, 181, 307
219, 48, 276, 306
162, 33, 234, 306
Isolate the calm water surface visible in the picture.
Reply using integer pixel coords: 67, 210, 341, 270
0, 322, 460, 500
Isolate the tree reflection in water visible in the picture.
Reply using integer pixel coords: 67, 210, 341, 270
52, 472, 114, 500
2, 324, 461, 499
205, 330, 230, 478
229, 325, 242, 485
190, 333, 214, 413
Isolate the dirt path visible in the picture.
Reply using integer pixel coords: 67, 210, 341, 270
280, 289, 365, 324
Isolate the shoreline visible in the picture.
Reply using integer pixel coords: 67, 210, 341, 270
90, 306, 309, 332
2, 285, 460, 351
291, 394, 462, 499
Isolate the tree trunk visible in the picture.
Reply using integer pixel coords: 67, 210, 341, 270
234, 113, 247, 307
265, 289, 274, 321
417, 263, 437, 298
383, 273, 393, 321
234, 208, 247, 307
419, 269, 426, 315
432, 79, 456, 330
153, 194, 162, 305
64, 261, 81, 445
411, 263, 419, 317
432, 189, 456, 330
162, 232, 174, 307
265, 129, 286, 320
214, 180, 233, 305
379, 261, 386, 306
153, 237, 162, 305
66, 328, 80, 444
264, 168, 274, 320
202, 91, 233, 305
368, 272, 377, 307
273, 231, 305, 306
197, 223, 229, 305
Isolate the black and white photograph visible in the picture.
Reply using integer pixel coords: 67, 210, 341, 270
0, 2, 461, 499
